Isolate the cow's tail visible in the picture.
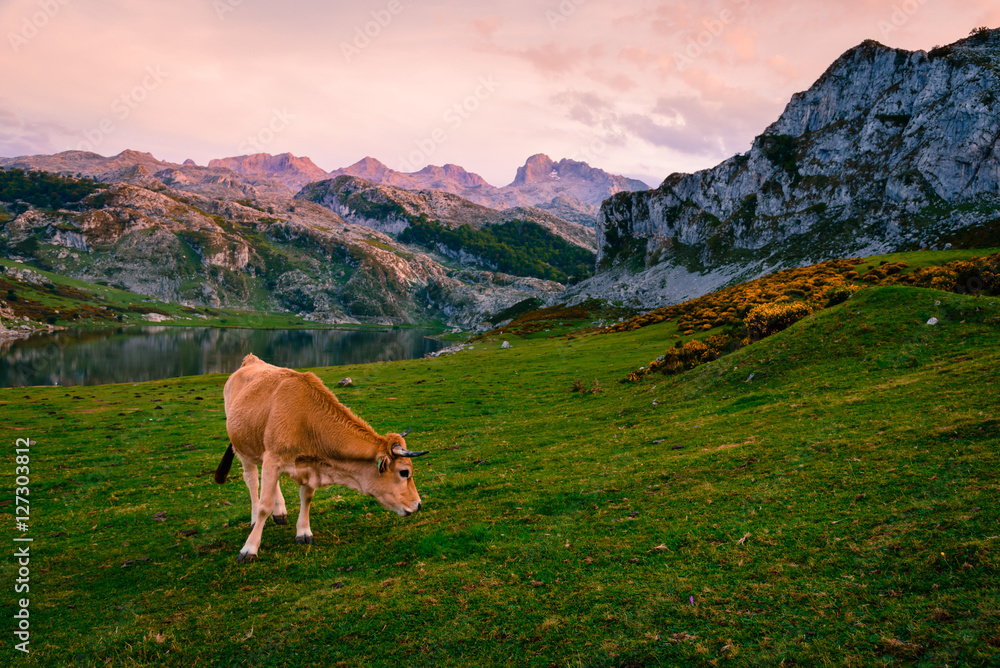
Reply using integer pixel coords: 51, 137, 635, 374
215, 443, 235, 484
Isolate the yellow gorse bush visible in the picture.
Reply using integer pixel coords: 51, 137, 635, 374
743, 301, 813, 341
623, 252, 1000, 383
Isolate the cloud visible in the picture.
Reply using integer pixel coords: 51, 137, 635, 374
619, 113, 723, 155
617, 45, 658, 68
471, 14, 502, 39
0, 105, 76, 157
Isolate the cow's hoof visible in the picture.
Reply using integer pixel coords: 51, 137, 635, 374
249, 522, 255, 530
273, 514, 288, 525
296, 534, 313, 545
237, 551, 257, 563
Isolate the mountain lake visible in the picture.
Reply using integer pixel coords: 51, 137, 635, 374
0, 326, 446, 387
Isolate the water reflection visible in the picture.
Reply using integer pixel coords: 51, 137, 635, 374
0, 327, 445, 387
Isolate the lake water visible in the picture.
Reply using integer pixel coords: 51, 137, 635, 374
0, 326, 445, 387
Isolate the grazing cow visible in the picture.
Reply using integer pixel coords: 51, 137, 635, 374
214, 353, 428, 563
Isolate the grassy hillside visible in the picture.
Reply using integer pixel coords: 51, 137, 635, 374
399, 216, 595, 283
1, 280, 998, 666
0, 258, 332, 329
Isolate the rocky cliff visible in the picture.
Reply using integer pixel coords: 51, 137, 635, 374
207, 153, 328, 190
577, 28, 1000, 309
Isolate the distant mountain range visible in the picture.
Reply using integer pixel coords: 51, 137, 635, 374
328, 154, 649, 225
0, 149, 629, 326
0, 151, 648, 228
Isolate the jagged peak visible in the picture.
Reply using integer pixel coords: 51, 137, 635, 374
347, 156, 390, 170
415, 163, 491, 188
114, 149, 157, 161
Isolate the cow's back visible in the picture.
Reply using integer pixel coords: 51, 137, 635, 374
224, 355, 310, 460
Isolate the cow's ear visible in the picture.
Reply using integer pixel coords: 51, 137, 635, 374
376, 455, 390, 474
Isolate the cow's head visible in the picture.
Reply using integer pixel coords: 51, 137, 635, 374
365, 429, 428, 517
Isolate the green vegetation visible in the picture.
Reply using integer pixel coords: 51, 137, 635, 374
875, 113, 912, 126
2, 269, 999, 666
758, 134, 800, 183
0, 168, 100, 211
0, 258, 336, 329
400, 216, 595, 283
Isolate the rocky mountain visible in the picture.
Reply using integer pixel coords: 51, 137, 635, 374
297, 175, 596, 251
207, 153, 327, 190
0, 150, 296, 199
566, 28, 1000, 309
504, 154, 650, 223
329, 155, 649, 225
0, 168, 565, 327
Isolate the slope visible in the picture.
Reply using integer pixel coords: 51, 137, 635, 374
1, 278, 997, 666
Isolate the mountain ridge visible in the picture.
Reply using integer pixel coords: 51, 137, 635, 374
564, 27, 1000, 310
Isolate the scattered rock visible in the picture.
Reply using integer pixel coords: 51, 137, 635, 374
501, 340, 512, 349
152, 512, 167, 522
927, 317, 939, 326
338, 377, 354, 387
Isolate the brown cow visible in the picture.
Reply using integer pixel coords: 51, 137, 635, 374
214, 353, 428, 563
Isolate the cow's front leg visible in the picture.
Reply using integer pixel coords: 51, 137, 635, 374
296, 484, 315, 545
238, 455, 281, 563
273, 480, 289, 525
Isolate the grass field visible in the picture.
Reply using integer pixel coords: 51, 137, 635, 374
1, 278, 999, 666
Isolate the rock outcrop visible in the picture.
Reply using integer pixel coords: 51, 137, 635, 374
583, 29, 1000, 309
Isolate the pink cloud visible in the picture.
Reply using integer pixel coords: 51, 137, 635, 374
618, 45, 658, 68
767, 55, 801, 82
725, 26, 758, 60
471, 15, 502, 39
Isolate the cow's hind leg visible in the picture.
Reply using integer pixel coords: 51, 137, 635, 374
238, 453, 281, 563
238, 455, 259, 529
272, 480, 289, 525
296, 484, 315, 545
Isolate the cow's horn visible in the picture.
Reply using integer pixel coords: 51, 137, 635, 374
400, 428, 412, 437
392, 444, 429, 458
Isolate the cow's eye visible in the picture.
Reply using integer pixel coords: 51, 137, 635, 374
399, 469, 410, 479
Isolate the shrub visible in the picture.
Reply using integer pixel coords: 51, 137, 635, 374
825, 285, 859, 307
629, 334, 740, 382
744, 301, 812, 341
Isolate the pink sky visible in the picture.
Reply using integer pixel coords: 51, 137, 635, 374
0, 0, 996, 186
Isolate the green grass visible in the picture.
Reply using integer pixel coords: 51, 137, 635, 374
854, 247, 1000, 275
1, 284, 999, 666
